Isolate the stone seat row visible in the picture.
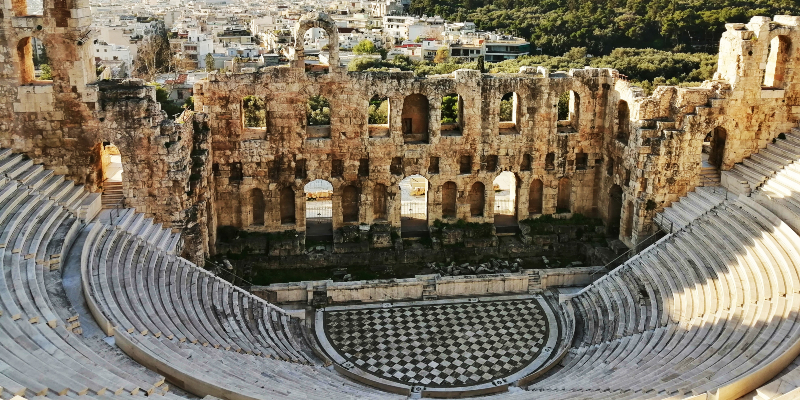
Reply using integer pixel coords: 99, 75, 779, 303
0, 149, 168, 398
82, 219, 315, 364
518, 196, 800, 399
655, 186, 727, 232
723, 130, 800, 195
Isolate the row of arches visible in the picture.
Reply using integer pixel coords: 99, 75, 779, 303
241, 89, 582, 142
245, 173, 577, 236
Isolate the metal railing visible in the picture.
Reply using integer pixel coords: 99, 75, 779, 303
206, 258, 257, 291
109, 197, 125, 225
590, 227, 666, 281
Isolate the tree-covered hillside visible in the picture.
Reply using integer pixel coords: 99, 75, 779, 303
409, 0, 800, 54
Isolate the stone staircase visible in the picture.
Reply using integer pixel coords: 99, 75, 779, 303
654, 186, 728, 233
101, 181, 123, 210
422, 276, 437, 300
722, 129, 800, 195
700, 164, 721, 186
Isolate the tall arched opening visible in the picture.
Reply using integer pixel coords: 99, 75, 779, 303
442, 181, 457, 219
557, 177, 571, 213
608, 185, 623, 236
98, 142, 124, 210
529, 179, 543, 215
499, 92, 520, 135
399, 175, 428, 235
368, 95, 390, 138
493, 171, 518, 231
440, 93, 462, 136
401, 94, 429, 143
17, 37, 51, 84
469, 182, 485, 218
306, 95, 331, 138
280, 187, 296, 224
373, 183, 387, 221
304, 179, 333, 241
764, 35, 790, 88
251, 189, 265, 226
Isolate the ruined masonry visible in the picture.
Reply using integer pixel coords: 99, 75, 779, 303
2, 8, 800, 264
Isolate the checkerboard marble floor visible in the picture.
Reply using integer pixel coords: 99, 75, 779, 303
321, 297, 552, 388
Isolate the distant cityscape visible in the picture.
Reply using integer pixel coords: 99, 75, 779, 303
83, 0, 529, 91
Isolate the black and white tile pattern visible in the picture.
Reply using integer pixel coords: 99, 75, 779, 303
321, 297, 551, 388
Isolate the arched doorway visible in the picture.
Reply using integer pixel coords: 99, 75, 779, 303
399, 175, 428, 235
304, 179, 333, 241
704, 127, 727, 169
557, 177, 571, 213
608, 185, 623, 236
99, 142, 124, 211
493, 171, 517, 231
469, 182, 485, 217
529, 179, 543, 215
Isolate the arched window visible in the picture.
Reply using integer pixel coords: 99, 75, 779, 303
469, 182, 485, 217
557, 177, 571, 213
529, 179, 543, 215
545, 153, 555, 170
368, 94, 390, 138
557, 91, 580, 130
17, 37, 51, 84
441, 93, 462, 136
280, 187, 296, 224
251, 188, 265, 225
764, 35, 790, 88
499, 92, 520, 135
373, 184, 387, 220
342, 185, 360, 223
521, 154, 532, 171
401, 93, 429, 143
617, 100, 630, 144
306, 94, 331, 138
302, 27, 332, 72
442, 181, 457, 219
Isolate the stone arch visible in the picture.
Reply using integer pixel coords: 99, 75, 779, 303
499, 92, 520, 134
469, 182, 485, 217
293, 12, 340, 70
280, 186, 296, 224
764, 35, 790, 88
608, 185, 623, 235
341, 184, 360, 223
617, 100, 630, 144
557, 177, 571, 212
373, 183, 387, 220
623, 201, 634, 238
529, 179, 543, 215
442, 181, 457, 219
401, 93, 429, 143
251, 188, 265, 226
440, 92, 462, 136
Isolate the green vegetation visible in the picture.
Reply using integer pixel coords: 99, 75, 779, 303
353, 39, 378, 55
205, 53, 215, 72
153, 83, 184, 117
408, 0, 800, 55
499, 93, 513, 121
441, 94, 459, 123
39, 64, 52, 80
306, 94, 331, 126
242, 95, 266, 127
368, 96, 389, 124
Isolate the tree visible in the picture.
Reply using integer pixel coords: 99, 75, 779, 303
242, 96, 265, 127
39, 64, 53, 80
153, 83, 184, 117
441, 94, 459, 123
348, 57, 380, 72
183, 96, 194, 111
353, 39, 378, 55
205, 53, 215, 71
307, 95, 331, 126
368, 97, 388, 124
476, 56, 485, 73
433, 47, 449, 64
133, 21, 173, 81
